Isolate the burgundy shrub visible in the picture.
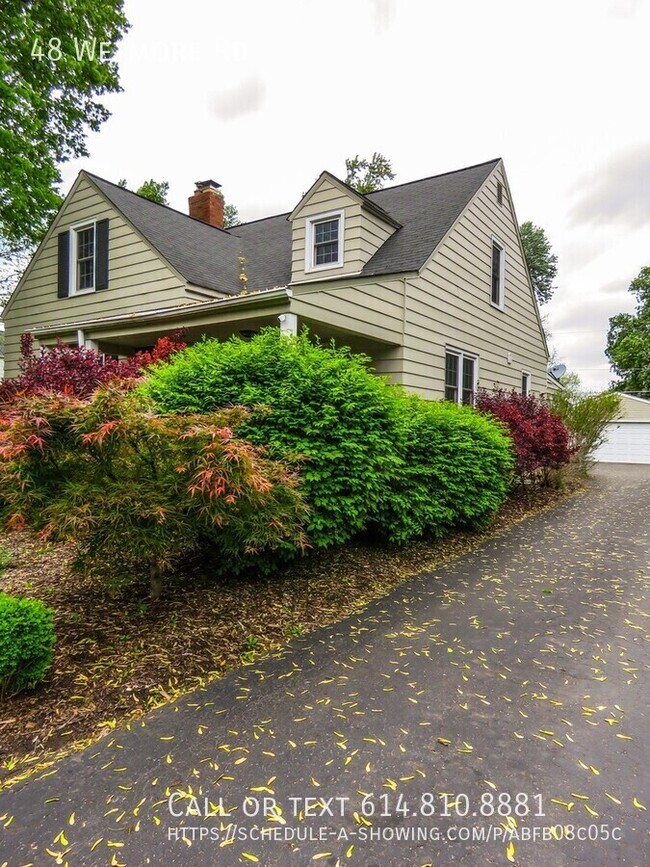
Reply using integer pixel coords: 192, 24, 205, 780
476, 388, 574, 483
0, 330, 187, 404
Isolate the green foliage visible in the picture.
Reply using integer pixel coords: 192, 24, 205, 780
118, 178, 170, 205
551, 380, 621, 468
0, 1, 129, 247
0, 544, 12, 574
519, 221, 558, 306
0, 593, 55, 697
0, 384, 308, 597
376, 397, 514, 543
223, 203, 241, 228
606, 266, 650, 398
345, 152, 395, 193
144, 330, 403, 548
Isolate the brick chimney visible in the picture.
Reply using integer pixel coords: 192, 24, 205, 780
188, 179, 224, 229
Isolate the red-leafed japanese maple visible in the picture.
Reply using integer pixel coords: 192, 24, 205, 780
0, 330, 187, 405
476, 389, 574, 484
0, 383, 308, 597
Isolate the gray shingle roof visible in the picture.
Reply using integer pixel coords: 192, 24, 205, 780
86, 174, 244, 294
85, 158, 499, 293
362, 159, 499, 275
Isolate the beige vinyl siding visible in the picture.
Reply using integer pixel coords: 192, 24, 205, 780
291, 275, 405, 348
618, 394, 650, 421
291, 177, 395, 283
401, 165, 549, 399
1, 176, 201, 376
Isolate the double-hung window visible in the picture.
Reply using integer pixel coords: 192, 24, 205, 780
306, 210, 344, 271
72, 224, 96, 293
521, 371, 531, 396
445, 349, 478, 405
491, 237, 505, 308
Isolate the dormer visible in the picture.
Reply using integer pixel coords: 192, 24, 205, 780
289, 171, 400, 283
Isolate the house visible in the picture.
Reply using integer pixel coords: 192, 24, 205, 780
1, 158, 554, 401
594, 393, 650, 464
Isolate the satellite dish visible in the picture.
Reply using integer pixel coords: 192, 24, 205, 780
549, 363, 567, 379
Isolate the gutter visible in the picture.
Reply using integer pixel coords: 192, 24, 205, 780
32, 287, 291, 337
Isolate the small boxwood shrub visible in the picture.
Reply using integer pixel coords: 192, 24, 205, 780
375, 396, 514, 543
144, 330, 402, 548
0, 594, 55, 698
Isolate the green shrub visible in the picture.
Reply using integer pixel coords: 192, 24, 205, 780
376, 396, 514, 543
550, 386, 621, 470
0, 594, 55, 697
0, 384, 308, 597
144, 330, 402, 548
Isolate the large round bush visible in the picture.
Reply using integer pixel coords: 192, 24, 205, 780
376, 396, 514, 543
144, 330, 402, 547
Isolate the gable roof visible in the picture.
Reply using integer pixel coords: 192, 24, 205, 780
361, 159, 499, 276
84, 158, 500, 293
289, 170, 402, 229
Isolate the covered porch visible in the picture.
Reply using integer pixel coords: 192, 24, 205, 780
32, 288, 403, 383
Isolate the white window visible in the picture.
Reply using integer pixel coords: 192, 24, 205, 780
445, 349, 478, 405
305, 210, 344, 272
521, 371, 531, 395
490, 237, 505, 308
70, 222, 96, 294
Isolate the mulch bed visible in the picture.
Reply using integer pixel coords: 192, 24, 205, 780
0, 482, 583, 786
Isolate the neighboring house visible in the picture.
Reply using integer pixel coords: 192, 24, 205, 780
1, 158, 554, 401
594, 394, 650, 464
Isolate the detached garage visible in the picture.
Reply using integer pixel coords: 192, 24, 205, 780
595, 394, 650, 464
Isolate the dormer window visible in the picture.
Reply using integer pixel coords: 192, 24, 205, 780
305, 210, 344, 272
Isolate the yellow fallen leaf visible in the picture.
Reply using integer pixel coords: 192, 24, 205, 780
633, 797, 646, 811
506, 841, 516, 862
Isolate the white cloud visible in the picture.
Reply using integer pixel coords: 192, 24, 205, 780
211, 78, 266, 121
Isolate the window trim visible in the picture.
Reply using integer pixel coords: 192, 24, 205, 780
521, 371, 531, 396
490, 236, 506, 310
69, 220, 97, 295
445, 347, 479, 405
304, 209, 345, 273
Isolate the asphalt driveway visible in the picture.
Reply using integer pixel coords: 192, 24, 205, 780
1, 464, 648, 866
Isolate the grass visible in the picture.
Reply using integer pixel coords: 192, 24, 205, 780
0, 481, 583, 788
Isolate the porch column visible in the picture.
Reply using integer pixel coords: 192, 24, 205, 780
77, 329, 98, 351
278, 312, 298, 336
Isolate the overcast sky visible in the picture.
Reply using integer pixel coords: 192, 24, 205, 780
55, 0, 650, 390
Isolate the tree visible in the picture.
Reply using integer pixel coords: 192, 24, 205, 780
223, 203, 241, 228
519, 222, 558, 306
118, 178, 169, 205
0, 241, 33, 308
606, 266, 650, 398
0, 1, 130, 248
345, 152, 395, 193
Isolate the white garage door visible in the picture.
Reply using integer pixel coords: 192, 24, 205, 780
595, 422, 650, 464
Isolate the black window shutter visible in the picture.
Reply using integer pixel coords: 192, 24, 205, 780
57, 231, 70, 298
95, 219, 110, 290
